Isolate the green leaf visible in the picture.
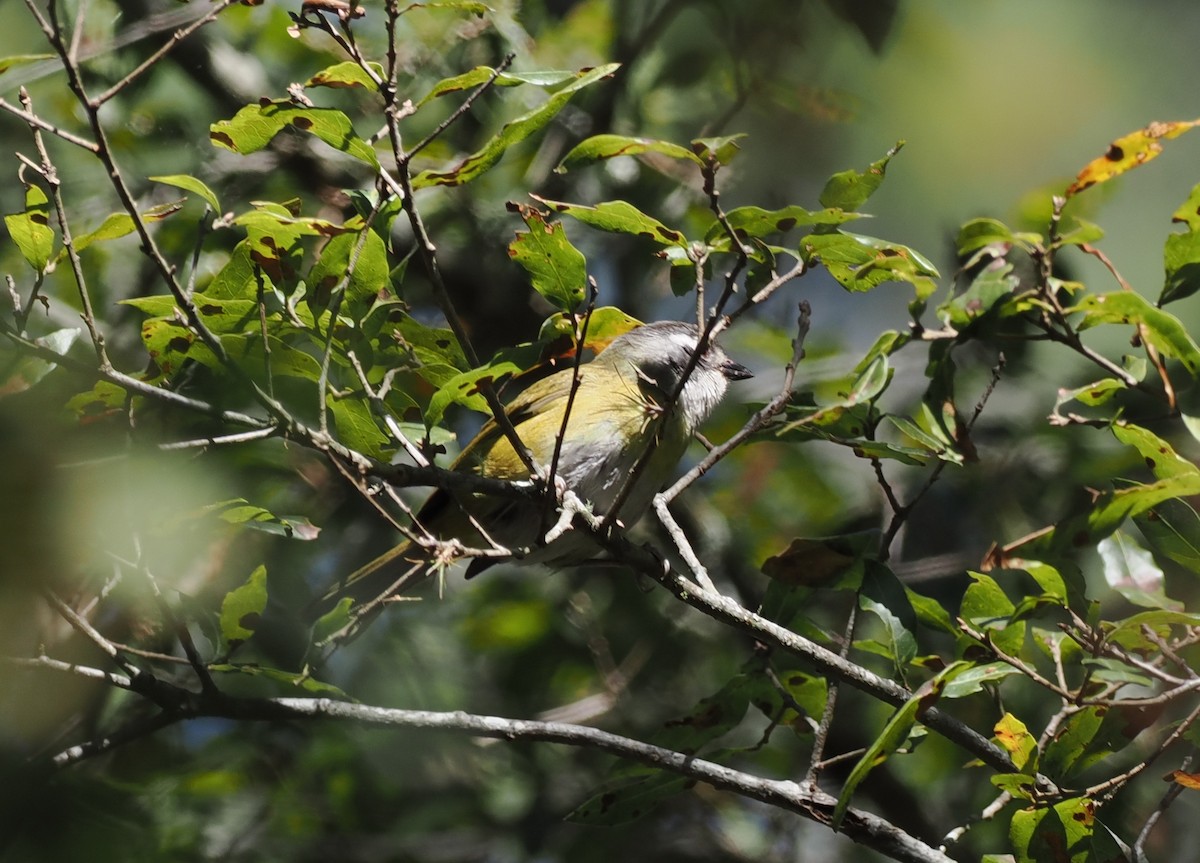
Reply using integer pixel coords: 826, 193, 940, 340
709, 205, 861, 244
961, 572, 1023, 656
329, 395, 392, 460
210, 102, 379, 168
1135, 497, 1200, 575
1040, 705, 1158, 782
938, 260, 1021, 328
149, 174, 222, 212
311, 597, 354, 645
1170, 181, 1200, 231
690, 133, 746, 166
956, 217, 1040, 257
904, 585, 958, 634
307, 229, 389, 310
831, 661, 966, 831
1104, 609, 1200, 649
196, 498, 320, 540
818, 142, 902, 211
305, 61, 383, 90
1069, 291, 1200, 375
1051, 378, 1127, 422
0, 54, 55, 74
3, 183, 54, 271
69, 201, 183, 256
941, 662, 1022, 699
417, 66, 579, 106
1056, 218, 1105, 248
220, 565, 269, 648
1162, 184, 1200, 304
425, 355, 526, 429
209, 663, 347, 697
413, 63, 619, 187
1010, 798, 1095, 863
886, 413, 964, 464
0, 328, 80, 396
531, 196, 687, 247
556, 133, 702, 173
1098, 531, 1176, 609
507, 205, 587, 310
859, 562, 917, 675
802, 231, 939, 297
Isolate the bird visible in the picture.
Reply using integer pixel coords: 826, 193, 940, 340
316, 320, 752, 613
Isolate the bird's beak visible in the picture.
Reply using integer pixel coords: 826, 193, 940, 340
723, 359, 753, 381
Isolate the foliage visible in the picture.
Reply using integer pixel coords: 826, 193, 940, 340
5, 2, 1200, 862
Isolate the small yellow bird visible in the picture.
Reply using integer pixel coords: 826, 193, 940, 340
319, 320, 751, 609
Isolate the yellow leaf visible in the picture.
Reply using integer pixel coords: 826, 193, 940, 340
1168, 769, 1200, 790
1066, 120, 1200, 197
993, 713, 1036, 771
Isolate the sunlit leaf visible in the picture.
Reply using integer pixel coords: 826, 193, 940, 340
210, 102, 380, 168
220, 565, 269, 647
556, 132, 701, 173
690, 133, 746, 166
414, 63, 619, 187
993, 713, 1037, 771
418, 66, 579, 105
531, 195, 687, 247
938, 260, 1020, 328
1010, 798, 1095, 863
149, 174, 222, 212
802, 231, 939, 296
818, 142, 902, 211
1069, 291, 1200, 375
195, 498, 321, 540
3, 182, 54, 271
0, 54, 54, 74
1066, 120, 1200, 196
305, 60, 383, 89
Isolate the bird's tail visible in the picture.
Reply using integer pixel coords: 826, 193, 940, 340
306, 539, 432, 621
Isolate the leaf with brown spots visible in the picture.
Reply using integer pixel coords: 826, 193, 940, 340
1066, 120, 1200, 197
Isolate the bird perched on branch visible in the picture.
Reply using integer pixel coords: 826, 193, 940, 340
317, 320, 751, 613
